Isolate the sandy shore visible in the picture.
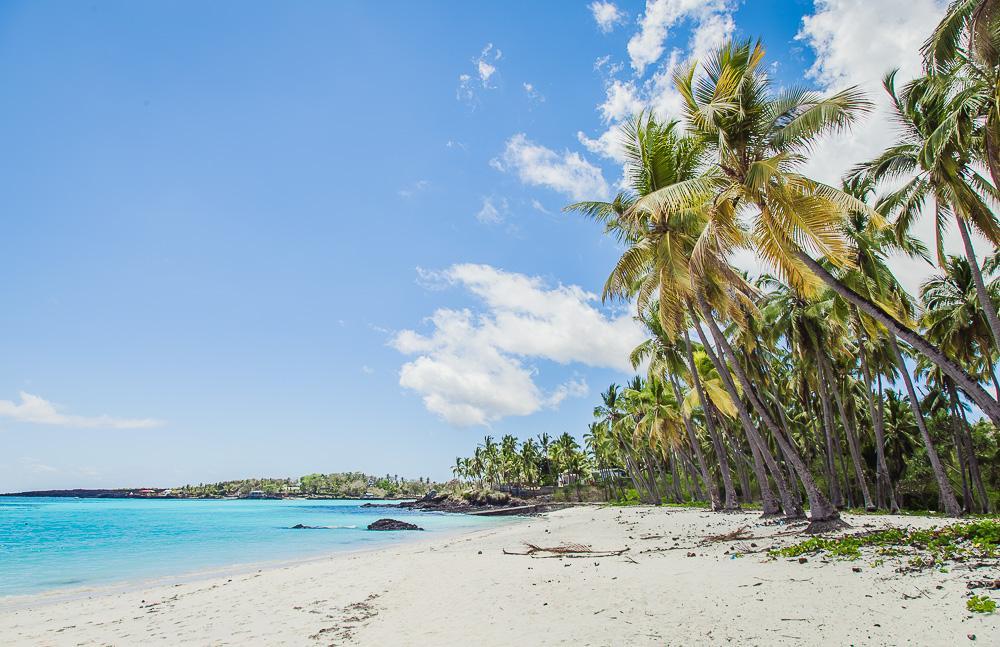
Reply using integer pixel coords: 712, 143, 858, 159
1, 506, 994, 645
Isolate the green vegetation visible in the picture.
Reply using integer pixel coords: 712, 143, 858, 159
454, 8, 1000, 523
173, 472, 439, 499
967, 595, 997, 613
772, 520, 1000, 566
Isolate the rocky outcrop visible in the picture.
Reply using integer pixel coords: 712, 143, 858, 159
399, 489, 527, 513
367, 518, 423, 531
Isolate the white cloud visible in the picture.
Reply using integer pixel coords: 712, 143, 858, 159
578, 2, 735, 163
362, 365, 375, 375
523, 82, 545, 103
547, 378, 590, 406
577, 127, 627, 163
457, 43, 503, 104
531, 199, 550, 214
456, 74, 475, 102
392, 264, 644, 426
398, 179, 429, 198
627, 0, 732, 75
476, 196, 508, 224
599, 79, 645, 124
496, 133, 609, 200
590, 1, 626, 33
594, 55, 624, 76
478, 60, 496, 85
0, 392, 163, 429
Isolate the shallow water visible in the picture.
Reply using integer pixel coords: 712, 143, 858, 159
0, 497, 509, 597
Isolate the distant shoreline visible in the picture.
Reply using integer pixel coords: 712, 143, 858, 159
0, 490, 415, 501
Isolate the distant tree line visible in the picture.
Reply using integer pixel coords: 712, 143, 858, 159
172, 472, 437, 499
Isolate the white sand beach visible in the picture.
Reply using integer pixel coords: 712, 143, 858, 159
0, 506, 994, 646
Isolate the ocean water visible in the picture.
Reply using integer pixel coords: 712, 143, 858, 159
0, 497, 513, 598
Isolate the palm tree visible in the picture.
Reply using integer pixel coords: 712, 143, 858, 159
924, 0, 1000, 187
921, 255, 1000, 397
636, 38, 1000, 427
856, 71, 1000, 364
836, 176, 929, 511
452, 457, 466, 481
888, 335, 963, 515
631, 308, 719, 506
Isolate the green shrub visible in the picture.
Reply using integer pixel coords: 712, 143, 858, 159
772, 520, 1000, 565
967, 595, 996, 613
612, 488, 641, 506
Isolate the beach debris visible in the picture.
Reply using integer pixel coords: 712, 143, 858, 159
366, 518, 423, 531
502, 542, 630, 558
702, 525, 755, 543
968, 579, 1000, 590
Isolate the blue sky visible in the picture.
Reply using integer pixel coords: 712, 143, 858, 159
0, 1, 954, 490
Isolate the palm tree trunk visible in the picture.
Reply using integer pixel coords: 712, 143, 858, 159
856, 318, 898, 511
819, 353, 875, 510
694, 298, 801, 516
705, 402, 741, 511
694, 296, 834, 526
683, 327, 740, 511
732, 437, 754, 504
677, 445, 706, 501
617, 438, 644, 500
888, 335, 962, 516
950, 409, 973, 513
668, 450, 684, 503
876, 374, 902, 511
948, 380, 991, 513
794, 249, 1000, 426
816, 360, 844, 508
690, 314, 781, 514
957, 216, 1000, 357
771, 392, 806, 503
671, 372, 718, 507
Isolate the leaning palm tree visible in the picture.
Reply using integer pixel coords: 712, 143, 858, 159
636, 37, 1000, 428
921, 255, 1000, 396
855, 70, 1000, 360
573, 108, 811, 519
924, 0, 1000, 187
836, 176, 929, 511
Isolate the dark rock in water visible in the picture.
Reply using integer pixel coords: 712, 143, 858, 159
367, 518, 423, 531
290, 524, 325, 529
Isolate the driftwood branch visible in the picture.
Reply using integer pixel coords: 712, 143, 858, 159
502, 542, 630, 558
702, 525, 755, 543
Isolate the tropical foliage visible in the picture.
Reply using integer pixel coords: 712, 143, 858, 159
455, 12, 1000, 526
174, 473, 436, 499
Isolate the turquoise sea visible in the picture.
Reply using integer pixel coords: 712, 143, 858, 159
0, 497, 511, 598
